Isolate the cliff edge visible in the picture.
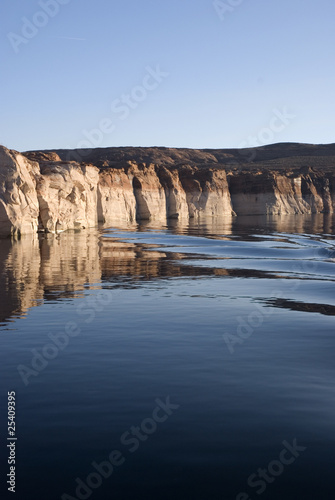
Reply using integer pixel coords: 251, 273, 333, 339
0, 143, 334, 236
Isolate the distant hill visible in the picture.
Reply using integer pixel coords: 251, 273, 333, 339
25, 142, 335, 173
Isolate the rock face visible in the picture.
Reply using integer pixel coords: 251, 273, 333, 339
229, 173, 310, 215
0, 143, 335, 236
179, 168, 233, 218
37, 161, 99, 233
98, 168, 136, 224
0, 147, 39, 237
157, 166, 189, 219
229, 172, 334, 215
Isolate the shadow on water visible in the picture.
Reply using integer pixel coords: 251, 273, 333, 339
263, 298, 335, 316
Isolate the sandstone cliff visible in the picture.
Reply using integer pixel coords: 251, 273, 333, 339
37, 161, 99, 233
0, 143, 334, 236
0, 147, 39, 237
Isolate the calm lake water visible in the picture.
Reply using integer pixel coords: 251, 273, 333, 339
0, 215, 334, 500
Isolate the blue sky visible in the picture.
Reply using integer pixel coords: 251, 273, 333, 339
0, 0, 334, 151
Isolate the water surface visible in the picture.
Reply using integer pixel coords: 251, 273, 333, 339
0, 215, 334, 500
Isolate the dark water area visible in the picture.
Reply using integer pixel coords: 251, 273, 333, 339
0, 215, 334, 500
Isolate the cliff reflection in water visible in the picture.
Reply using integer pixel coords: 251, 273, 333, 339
0, 214, 334, 327
0, 231, 102, 326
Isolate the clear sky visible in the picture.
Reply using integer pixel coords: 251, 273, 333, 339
1, 0, 334, 151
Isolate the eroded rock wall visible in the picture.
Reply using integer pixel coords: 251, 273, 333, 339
178, 168, 234, 218
0, 147, 39, 237
130, 163, 167, 221
98, 168, 136, 223
0, 144, 335, 237
229, 172, 335, 216
37, 162, 100, 233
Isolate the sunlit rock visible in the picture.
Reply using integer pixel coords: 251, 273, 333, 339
0, 146, 39, 237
